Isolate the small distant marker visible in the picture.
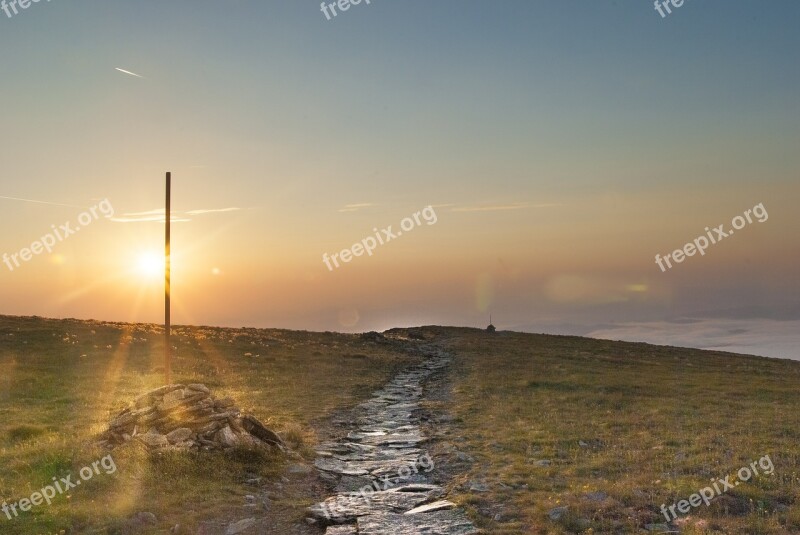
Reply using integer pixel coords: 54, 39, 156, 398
115, 67, 144, 79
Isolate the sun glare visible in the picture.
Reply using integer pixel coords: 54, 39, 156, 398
137, 252, 164, 278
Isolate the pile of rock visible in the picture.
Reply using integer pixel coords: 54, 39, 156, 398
97, 384, 286, 452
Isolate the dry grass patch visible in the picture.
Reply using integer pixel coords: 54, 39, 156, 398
422, 327, 800, 534
0, 315, 419, 533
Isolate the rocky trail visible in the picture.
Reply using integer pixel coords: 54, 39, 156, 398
184, 342, 480, 535
305, 346, 479, 534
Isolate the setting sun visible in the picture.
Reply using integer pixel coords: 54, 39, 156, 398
136, 252, 164, 278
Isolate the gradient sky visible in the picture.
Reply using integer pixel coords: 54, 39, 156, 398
1, 1, 798, 357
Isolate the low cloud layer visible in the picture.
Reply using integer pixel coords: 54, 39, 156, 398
587, 318, 800, 361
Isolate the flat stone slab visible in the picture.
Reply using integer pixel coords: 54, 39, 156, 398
357, 510, 480, 534
315, 457, 426, 478
315, 458, 369, 476
325, 526, 358, 535
307, 486, 446, 524
359, 424, 418, 433
405, 500, 457, 515
317, 442, 378, 456
348, 433, 426, 446
335, 474, 376, 493
339, 448, 423, 462
387, 403, 419, 410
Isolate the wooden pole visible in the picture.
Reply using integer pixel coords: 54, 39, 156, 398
165, 172, 171, 385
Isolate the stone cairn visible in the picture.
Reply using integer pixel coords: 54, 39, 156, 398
97, 384, 286, 452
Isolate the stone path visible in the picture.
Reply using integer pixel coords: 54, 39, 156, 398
306, 348, 479, 534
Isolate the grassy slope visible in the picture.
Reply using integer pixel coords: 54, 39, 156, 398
0, 315, 420, 534
427, 327, 800, 534
3, 317, 800, 534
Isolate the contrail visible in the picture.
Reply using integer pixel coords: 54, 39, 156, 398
115, 67, 144, 78
0, 195, 82, 208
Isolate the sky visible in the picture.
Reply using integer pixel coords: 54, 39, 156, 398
0, 1, 798, 359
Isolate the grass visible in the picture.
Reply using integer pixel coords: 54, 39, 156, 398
0, 315, 419, 534
424, 327, 800, 534
4, 316, 799, 534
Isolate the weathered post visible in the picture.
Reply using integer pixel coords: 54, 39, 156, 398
165, 172, 172, 385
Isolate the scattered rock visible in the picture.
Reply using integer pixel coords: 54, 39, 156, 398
644, 523, 676, 532
287, 463, 313, 475
361, 331, 386, 343
130, 511, 158, 525
97, 384, 285, 453
405, 500, 456, 515
241, 415, 286, 450
166, 427, 193, 444
217, 425, 240, 448
548, 506, 568, 521
187, 383, 211, 394
225, 518, 256, 535
468, 481, 490, 492
325, 526, 358, 535
577, 438, 604, 449
138, 429, 169, 448
162, 388, 185, 406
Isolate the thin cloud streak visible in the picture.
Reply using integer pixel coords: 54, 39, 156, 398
338, 203, 374, 213
110, 216, 191, 223
110, 206, 242, 223
451, 204, 527, 213
120, 209, 165, 217
186, 207, 242, 215
0, 195, 82, 208
450, 202, 561, 212
115, 67, 144, 78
